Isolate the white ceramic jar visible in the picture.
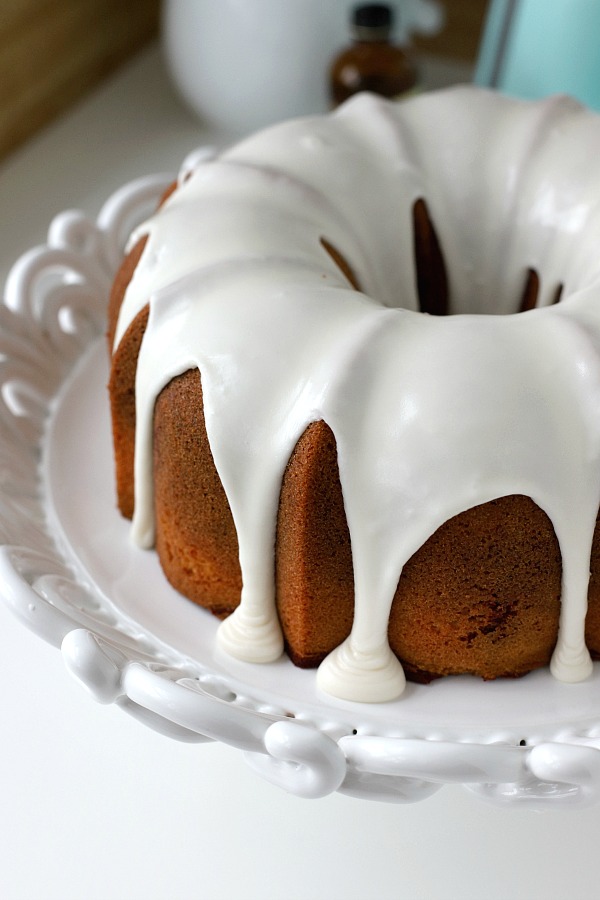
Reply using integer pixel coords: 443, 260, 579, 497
162, 0, 443, 134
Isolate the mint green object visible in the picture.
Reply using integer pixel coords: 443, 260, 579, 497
475, 0, 600, 111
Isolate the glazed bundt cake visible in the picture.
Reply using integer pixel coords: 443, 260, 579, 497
108, 86, 600, 703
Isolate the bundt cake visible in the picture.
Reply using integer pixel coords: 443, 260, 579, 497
108, 86, 600, 703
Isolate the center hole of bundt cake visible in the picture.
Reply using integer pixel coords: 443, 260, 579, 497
412, 199, 563, 317
322, 200, 564, 316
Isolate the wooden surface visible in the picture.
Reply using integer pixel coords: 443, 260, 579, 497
414, 0, 489, 62
0, 0, 160, 161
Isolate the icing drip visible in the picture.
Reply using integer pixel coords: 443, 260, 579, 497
115, 87, 600, 702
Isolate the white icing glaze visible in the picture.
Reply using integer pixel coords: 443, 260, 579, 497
114, 86, 600, 703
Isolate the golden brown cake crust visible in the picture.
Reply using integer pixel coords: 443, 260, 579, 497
389, 495, 562, 681
107, 180, 600, 685
153, 369, 242, 617
276, 421, 355, 667
108, 303, 149, 519
276, 431, 569, 682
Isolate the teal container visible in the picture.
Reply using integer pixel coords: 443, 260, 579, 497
475, 0, 600, 111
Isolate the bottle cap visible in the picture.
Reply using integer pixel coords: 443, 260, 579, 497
353, 4, 393, 29
352, 4, 394, 40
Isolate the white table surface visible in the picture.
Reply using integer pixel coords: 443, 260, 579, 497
1, 43, 600, 900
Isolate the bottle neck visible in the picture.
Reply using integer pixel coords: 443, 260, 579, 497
352, 25, 392, 42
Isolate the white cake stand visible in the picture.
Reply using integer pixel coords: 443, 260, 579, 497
3, 174, 600, 809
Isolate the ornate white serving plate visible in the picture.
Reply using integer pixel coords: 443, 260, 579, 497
4, 174, 600, 809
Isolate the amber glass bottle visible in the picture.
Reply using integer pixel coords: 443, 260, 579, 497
330, 4, 419, 107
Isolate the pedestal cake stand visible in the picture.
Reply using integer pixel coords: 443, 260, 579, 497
3, 174, 600, 809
